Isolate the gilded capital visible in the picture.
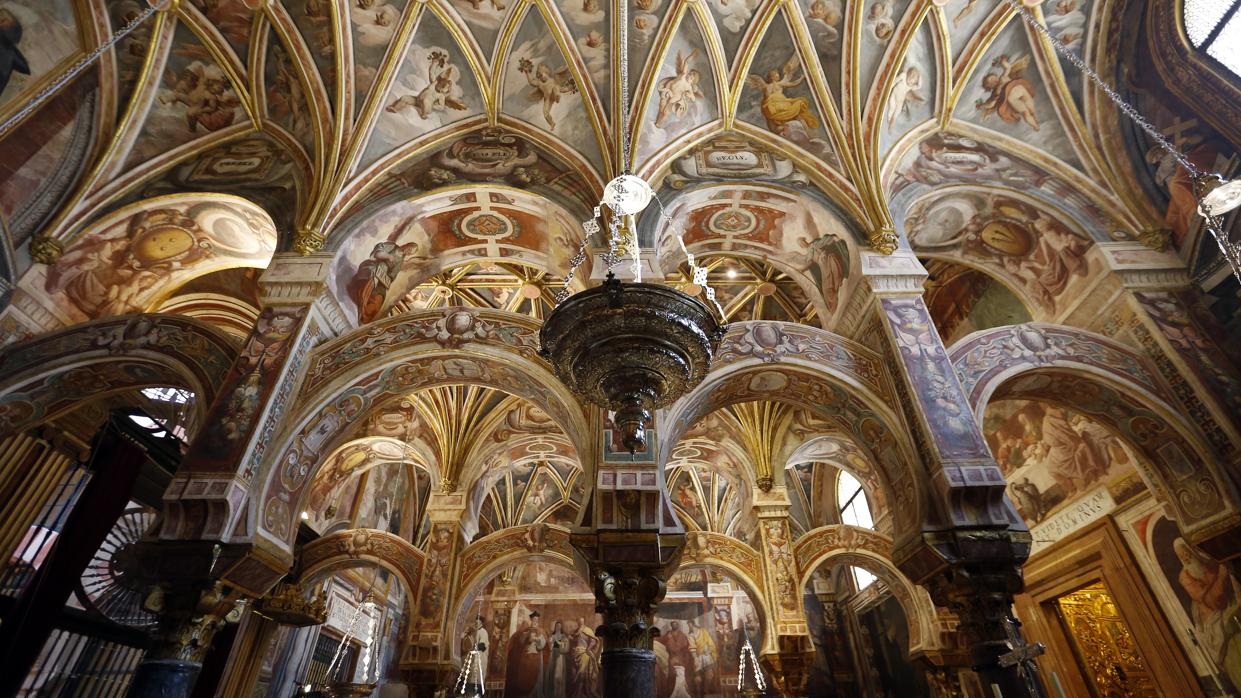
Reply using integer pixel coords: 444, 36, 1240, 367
868, 227, 899, 255
294, 228, 326, 256
29, 234, 63, 265
1137, 227, 1173, 251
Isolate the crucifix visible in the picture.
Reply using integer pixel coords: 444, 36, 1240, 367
996, 615, 1047, 698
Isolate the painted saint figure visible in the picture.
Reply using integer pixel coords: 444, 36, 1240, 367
506, 611, 550, 697
545, 620, 569, 697
566, 619, 601, 698
0, 8, 30, 98
747, 55, 820, 134
1172, 537, 1241, 685
461, 616, 490, 683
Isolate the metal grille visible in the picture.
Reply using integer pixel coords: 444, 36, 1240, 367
1, 464, 90, 598
304, 631, 357, 686
16, 627, 144, 697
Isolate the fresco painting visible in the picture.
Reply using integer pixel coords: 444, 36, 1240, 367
858, 0, 914, 105
288, 0, 337, 108
904, 190, 1098, 316
983, 400, 1140, 528
1123, 506, 1241, 692
636, 13, 716, 164
880, 20, 935, 159
943, 0, 996, 62
627, 0, 676, 96
460, 562, 762, 698
0, 2, 79, 110
798, 0, 844, 108
331, 189, 580, 323
447, 0, 509, 58
264, 29, 316, 157
559, 0, 609, 111
924, 260, 1031, 346
857, 595, 929, 697
350, 0, 409, 109
475, 459, 584, 535
43, 198, 277, 322
502, 7, 602, 168
127, 23, 245, 167
189, 0, 255, 60
363, 11, 483, 170
705, 0, 759, 58
956, 22, 1079, 166
740, 16, 837, 167
1045, 0, 1089, 108
110, 0, 156, 121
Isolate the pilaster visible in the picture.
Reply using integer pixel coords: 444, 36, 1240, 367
405, 492, 468, 690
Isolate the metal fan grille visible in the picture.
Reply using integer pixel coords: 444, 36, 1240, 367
79, 508, 157, 628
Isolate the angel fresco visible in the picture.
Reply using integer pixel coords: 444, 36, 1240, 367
162, 61, 241, 132
866, 0, 895, 42
974, 54, 1040, 131
806, 0, 843, 48
886, 66, 926, 128
747, 55, 820, 134
656, 50, 704, 128
351, 0, 401, 48
519, 57, 576, 130
347, 239, 420, 323
386, 50, 467, 120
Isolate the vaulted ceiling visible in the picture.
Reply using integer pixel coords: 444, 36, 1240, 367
3, 0, 1213, 292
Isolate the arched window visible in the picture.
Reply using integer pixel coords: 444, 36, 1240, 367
837, 471, 873, 530
850, 566, 877, 591
1184, 0, 1241, 75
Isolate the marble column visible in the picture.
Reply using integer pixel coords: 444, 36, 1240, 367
576, 533, 681, 698
860, 251, 1045, 698
126, 578, 238, 698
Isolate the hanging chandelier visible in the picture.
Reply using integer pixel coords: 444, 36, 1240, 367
539, 0, 724, 453
997, 0, 1241, 279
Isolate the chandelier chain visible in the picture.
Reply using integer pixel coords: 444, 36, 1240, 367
998, 0, 1200, 177
619, 0, 632, 173
0, 0, 166, 139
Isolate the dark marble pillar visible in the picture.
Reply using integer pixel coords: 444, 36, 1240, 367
127, 660, 201, 698
601, 647, 657, 698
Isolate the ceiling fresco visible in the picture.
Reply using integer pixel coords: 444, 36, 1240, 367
3, 0, 1220, 279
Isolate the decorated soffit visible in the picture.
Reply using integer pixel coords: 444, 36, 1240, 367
6, 0, 1186, 270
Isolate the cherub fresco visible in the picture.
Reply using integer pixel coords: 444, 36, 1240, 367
656, 49, 703, 128
519, 57, 576, 130
747, 55, 820, 134
386, 50, 467, 119
974, 54, 1040, 131
886, 66, 925, 128
806, 0, 843, 49
1045, 0, 1087, 47
866, 0, 895, 42
162, 61, 241, 132
351, 0, 401, 48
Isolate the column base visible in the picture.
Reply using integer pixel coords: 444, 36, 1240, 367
127, 659, 202, 698
601, 647, 655, 698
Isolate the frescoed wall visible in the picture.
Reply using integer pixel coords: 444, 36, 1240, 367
455, 561, 763, 698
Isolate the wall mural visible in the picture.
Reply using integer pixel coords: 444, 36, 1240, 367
1120, 501, 1241, 693
43, 197, 277, 322
925, 260, 1031, 346
331, 189, 581, 323
904, 190, 1098, 316
456, 561, 763, 698
983, 399, 1143, 537
0, 2, 79, 110
636, 10, 717, 164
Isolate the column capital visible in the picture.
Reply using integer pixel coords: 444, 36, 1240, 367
858, 250, 928, 295
1093, 241, 1192, 290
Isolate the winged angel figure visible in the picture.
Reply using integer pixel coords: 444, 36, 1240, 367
386, 50, 468, 120
974, 54, 1040, 131
656, 49, 704, 128
520, 57, 577, 130
746, 54, 820, 134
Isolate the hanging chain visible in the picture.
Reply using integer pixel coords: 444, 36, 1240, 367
654, 195, 727, 318
0, 0, 166, 139
619, 0, 631, 173
997, 0, 1200, 177
325, 595, 369, 682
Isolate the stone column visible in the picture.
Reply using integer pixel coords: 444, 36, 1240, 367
406, 492, 469, 694
127, 576, 239, 697
575, 531, 682, 698
860, 251, 1044, 698
753, 490, 814, 697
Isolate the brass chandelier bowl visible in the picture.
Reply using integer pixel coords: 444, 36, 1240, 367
540, 274, 724, 453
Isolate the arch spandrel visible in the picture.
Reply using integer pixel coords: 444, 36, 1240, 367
0, 313, 238, 437
949, 323, 1241, 553
253, 309, 590, 554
